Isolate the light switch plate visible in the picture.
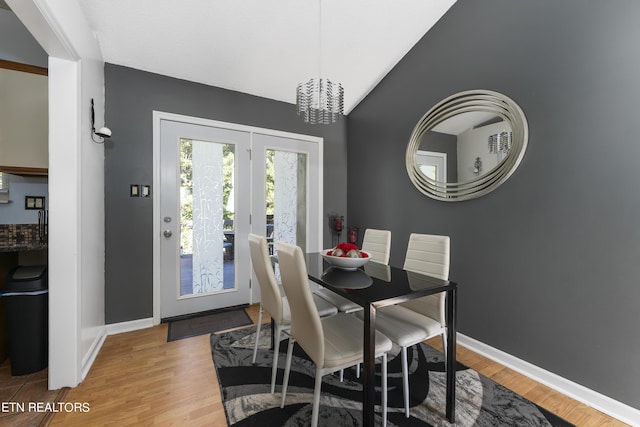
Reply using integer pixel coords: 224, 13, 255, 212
25, 195, 45, 210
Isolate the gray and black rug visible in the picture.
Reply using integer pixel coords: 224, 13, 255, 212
167, 308, 252, 342
210, 325, 574, 426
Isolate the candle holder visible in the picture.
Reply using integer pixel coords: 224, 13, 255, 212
331, 215, 344, 247
347, 226, 360, 246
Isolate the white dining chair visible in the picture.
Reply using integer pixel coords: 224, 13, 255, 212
356, 232, 450, 418
314, 228, 391, 313
277, 241, 393, 427
248, 234, 338, 394
361, 228, 392, 264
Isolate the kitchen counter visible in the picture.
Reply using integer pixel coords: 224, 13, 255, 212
0, 243, 48, 252
0, 224, 47, 253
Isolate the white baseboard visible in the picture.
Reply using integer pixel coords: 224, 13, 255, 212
105, 317, 154, 335
457, 333, 640, 426
76, 319, 154, 384
80, 328, 107, 382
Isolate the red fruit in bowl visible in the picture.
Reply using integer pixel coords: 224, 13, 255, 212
336, 242, 359, 253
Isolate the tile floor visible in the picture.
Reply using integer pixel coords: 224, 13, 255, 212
0, 359, 67, 426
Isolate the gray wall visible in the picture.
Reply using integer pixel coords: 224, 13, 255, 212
0, 8, 47, 67
347, 0, 640, 410
104, 64, 347, 323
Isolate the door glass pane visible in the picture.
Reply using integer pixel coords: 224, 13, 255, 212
419, 164, 437, 180
180, 138, 235, 296
266, 149, 307, 278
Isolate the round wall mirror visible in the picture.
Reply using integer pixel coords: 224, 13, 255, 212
406, 89, 528, 201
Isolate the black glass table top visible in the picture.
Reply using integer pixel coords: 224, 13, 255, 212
304, 252, 457, 309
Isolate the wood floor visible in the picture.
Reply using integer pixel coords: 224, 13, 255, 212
49, 304, 628, 426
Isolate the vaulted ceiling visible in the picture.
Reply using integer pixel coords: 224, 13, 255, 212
76, 0, 456, 113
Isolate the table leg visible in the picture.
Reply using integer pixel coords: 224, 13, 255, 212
362, 304, 376, 427
446, 287, 457, 423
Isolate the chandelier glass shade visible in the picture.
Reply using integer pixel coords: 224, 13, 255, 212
488, 131, 513, 154
296, 78, 344, 124
295, 0, 344, 124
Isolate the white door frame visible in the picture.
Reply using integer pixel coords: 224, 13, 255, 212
152, 111, 323, 325
415, 150, 447, 182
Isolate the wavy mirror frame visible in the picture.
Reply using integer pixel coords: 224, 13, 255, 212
406, 89, 528, 202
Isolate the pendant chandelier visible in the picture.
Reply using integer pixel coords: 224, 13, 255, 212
296, 0, 344, 124
488, 131, 513, 154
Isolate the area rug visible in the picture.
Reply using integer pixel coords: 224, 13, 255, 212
167, 308, 252, 342
210, 324, 574, 426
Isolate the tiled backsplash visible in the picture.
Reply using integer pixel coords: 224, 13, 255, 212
0, 224, 47, 246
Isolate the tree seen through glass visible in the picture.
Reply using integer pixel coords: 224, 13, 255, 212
180, 139, 237, 254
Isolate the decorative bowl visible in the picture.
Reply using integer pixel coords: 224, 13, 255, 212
321, 249, 371, 271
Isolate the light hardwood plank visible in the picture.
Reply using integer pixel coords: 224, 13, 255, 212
425, 336, 629, 427
49, 305, 626, 426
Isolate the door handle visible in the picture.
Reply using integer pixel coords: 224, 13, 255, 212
163, 229, 173, 238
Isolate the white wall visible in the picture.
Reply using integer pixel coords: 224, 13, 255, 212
0, 68, 48, 168
457, 121, 510, 182
79, 58, 106, 375
47, 56, 81, 389
7, 0, 106, 389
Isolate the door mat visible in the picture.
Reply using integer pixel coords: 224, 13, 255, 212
167, 308, 252, 342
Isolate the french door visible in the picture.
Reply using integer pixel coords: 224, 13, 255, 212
155, 114, 322, 320
250, 132, 322, 300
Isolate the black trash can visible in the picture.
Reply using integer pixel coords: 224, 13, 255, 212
1, 265, 48, 376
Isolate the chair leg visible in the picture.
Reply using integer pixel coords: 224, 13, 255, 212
280, 337, 295, 408
339, 369, 344, 382
401, 346, 409, 417
382, 353, 388, 427
252, 305, 263, 364
311, 366, 323, 427
356, 363, 360, 378
441, 329, 448, 368
270, 323, 282, 394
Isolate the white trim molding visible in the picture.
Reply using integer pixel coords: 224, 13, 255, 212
81, 328, 107, 382
78, 318, 152, 381
106, 318, 154, 336
458, 333, 640, 426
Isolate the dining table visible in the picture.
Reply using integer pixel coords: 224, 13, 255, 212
303, 252, 458, 426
